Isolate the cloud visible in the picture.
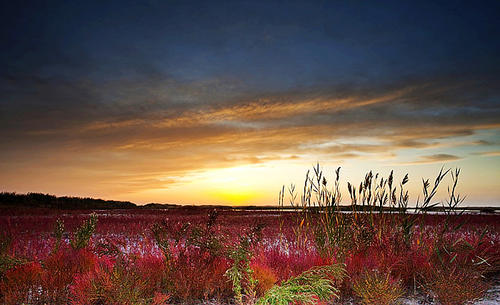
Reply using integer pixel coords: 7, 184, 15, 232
472, 140, 495, 146
473, 151, 500, 157
403, 154, 463, 165
1, 70, 499, 197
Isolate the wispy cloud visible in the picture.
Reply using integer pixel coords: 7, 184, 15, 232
473, 151, 500, 157
401, 154, 463, 165
1, 70, 499, 199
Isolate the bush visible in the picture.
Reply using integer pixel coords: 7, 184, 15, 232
133, 255, 169, 296
70, 256, 148, 305
251, 263, 277, 297
352, 270, 403, 305
425, 268, 488, 305
71, 213, 98, 250
0, 262, 43, 305
167, 247, 232, 301
41, 246, 98, 303
151, 212, 234, 301
256, 264, 346, 305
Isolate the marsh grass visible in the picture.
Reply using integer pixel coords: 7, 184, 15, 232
352, 270, 404, 305
0, 165, 498, 304
277, 163, 499, 304
256, 263, 346, 305
279, 164, 468, 259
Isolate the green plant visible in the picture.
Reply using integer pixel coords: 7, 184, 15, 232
152, 210, 227, 264
226, 237, 256, 305
53, 218, 65, 253
71, 213, 98, 250
0, 233, 24, 282
226, 224, 264, 305
256, 264, 346, 305
187, 225, 225, 257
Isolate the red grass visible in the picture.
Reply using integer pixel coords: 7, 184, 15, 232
250, 262, 277, 297
166, 247, 232, 301
0, 209, 499, 304
0, 262, 43, 305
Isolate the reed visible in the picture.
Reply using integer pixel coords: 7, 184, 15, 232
279, 164, 466, 259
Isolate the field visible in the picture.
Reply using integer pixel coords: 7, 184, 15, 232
1, 167, 499, 305
1, 206, 499, 305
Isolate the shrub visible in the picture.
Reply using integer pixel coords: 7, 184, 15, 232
0, 262, 43, 305
70, 256, 148, 305
352, 270, 403, 305
133, 254, 168, 296
151, 212, 234, 301
256, 264, 346, 305
53, 218, 65, 253
424, 230, 495, 304
251, 263, 277, 297
71, 213, 98, 250
41, 246, 98, 303
0, 232, 25, 282
253, 241, 330, 283
426, 268, 488, 305
167, 247, 232, 301
152, 292, 171, 305
392, 243, 432, 290
225, 224, 264, 304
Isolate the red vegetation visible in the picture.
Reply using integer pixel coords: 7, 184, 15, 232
0, 208, 499, 304
250, 263, 277, 297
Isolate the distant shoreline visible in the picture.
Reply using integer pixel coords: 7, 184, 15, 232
1, 191, 498, 214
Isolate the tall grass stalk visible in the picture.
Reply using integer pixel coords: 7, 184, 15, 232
279, 164, 465, 260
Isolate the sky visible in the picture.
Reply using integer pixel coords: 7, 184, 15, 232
1, 0, 499, 206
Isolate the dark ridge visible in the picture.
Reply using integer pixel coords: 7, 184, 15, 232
0, 192, 498, 213
0, 192, 136, 210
